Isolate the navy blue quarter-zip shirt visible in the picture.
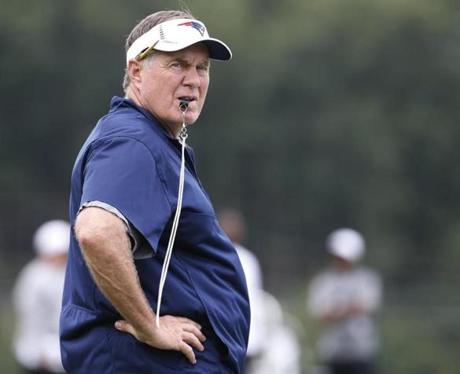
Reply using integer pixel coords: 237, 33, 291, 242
60, 96, 250, 373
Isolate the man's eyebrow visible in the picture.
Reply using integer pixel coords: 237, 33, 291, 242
198, 60, 210, 69
167, 56, 190, 65
169, 56, 210, 66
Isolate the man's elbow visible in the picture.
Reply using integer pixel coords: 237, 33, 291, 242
75, 207, 125, 253
75, 211, 103, 252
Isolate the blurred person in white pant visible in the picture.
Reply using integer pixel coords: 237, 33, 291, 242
307, 228, 383, 374
218, 208, 302, 374
12, 220, 70, 374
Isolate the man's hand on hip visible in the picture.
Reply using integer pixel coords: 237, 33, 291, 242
114, 315, 206, 364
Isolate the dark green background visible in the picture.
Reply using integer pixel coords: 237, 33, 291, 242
1, 0, 459, 372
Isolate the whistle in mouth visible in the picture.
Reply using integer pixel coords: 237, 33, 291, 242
179, 100, 189, 112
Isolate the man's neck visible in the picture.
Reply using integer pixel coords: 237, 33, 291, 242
125, 87, 181, 138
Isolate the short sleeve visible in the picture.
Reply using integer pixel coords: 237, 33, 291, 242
81, 137, 172, 255
79, 201, 151, 259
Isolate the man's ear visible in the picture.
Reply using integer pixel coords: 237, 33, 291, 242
127, 59, 142, 87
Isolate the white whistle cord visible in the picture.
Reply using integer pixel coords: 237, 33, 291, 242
155, 115, 188, 328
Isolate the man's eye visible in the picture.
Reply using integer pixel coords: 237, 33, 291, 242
197, 65, 210, 75
170, 61, 182, 69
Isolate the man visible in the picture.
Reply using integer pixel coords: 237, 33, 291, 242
217, 209, 266, 358
60, 10, 250, 373
307, 228, 383, 374
218, 208, 302, 374
13, 220, 70, 374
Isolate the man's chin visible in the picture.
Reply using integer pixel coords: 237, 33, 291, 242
184, 112, 200, 125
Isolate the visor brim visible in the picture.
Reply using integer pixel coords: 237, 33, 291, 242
154, 38, 232, 61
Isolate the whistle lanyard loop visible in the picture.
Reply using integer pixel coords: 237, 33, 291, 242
155, 120, 188, 328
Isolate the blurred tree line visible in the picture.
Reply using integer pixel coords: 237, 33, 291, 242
1, 0, 460, 372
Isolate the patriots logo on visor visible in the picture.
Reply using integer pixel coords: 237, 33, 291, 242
178, 21, 206, 36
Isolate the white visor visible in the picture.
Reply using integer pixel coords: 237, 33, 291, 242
126, 18, 232, 65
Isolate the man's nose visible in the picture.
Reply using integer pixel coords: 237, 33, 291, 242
183, 67, 201, 87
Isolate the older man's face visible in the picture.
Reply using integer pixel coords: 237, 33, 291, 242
136, 43, 210, 134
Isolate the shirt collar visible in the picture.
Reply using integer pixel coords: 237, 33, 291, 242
109, 96, 176, 140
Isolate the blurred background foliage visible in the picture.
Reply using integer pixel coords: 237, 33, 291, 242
1, 0, 460, 372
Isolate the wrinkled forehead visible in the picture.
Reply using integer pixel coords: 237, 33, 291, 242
141, 44, 211, 70
161, 43, 211, 61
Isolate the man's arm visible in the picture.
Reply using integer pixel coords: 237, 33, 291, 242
75, 207, 205, 364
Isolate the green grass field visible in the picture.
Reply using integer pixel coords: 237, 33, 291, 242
0, 304, 19, 374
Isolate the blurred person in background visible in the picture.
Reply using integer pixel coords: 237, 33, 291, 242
60, 9, 249, 374
219, 208, 302, 374
12, 220, 70, 374
307, 228, 383, 374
